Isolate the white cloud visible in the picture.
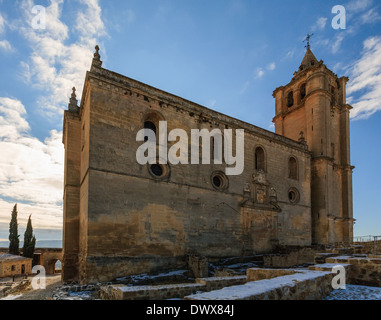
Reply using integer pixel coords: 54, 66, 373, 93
0, 0, 107, 233
0, 97, 30, 136
0, 13, 5, 34
255, 63, 275, 79
0, 39, 12, 52
347, 0, 373, 12
312, 17, 328, 31
360, 8, 381, 24
0, 199, 62, 231
0, 98, 63, 230
347, 36, 381, 119
75, 0, 106, 39
19, 0, 106, 117
255, 68, 265, 79
0, 12, 13, 52
267, 62, 276, 71
332, 33, 345, 54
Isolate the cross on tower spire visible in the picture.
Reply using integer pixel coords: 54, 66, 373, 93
303, 33, 314, 50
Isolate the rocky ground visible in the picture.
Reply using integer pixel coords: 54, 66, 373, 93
1, 274, 62, 300
324, 284, 381, 300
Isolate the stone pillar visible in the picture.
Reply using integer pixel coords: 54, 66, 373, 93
188, 255, 209, 278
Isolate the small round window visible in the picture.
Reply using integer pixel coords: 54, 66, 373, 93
211, 171, 228, 191
150, 164, 163, 177
288, 187, 300, 204
148, 163, 170, 180
213, 176, 222, 188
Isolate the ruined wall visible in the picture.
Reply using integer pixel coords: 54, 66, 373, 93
0, 259, 32, 278
326, 256, 381, 287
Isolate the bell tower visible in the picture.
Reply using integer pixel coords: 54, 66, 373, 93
272, 40, 355, 245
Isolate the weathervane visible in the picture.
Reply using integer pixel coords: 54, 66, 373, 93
303, 33, 314, 50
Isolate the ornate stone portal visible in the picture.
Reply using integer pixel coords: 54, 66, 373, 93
241, 170, 281, 212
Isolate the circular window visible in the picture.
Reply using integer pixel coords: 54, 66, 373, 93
213, 176, 222, 188
148, 162, 170, 180
211, 171, 228, 191
150, 164, 163, 177
288, 188, 300, 204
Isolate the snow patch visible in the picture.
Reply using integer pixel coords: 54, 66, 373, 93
325, 284, 381, 300
0, 294, 23, 300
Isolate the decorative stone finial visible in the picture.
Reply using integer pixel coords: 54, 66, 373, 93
92, 45, 102, 68
68, 86, 79, 112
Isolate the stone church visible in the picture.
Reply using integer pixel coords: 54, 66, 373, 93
62, 44, 354, 284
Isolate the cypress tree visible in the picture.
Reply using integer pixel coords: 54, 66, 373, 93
9, 204, 20, 255
23, 215, 36, 258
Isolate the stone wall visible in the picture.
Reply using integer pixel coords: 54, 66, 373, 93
100, 283, 205, 300
246, 268, 296, 281
352, 240, 381, 255
263, 247, 318, 268
0, 258, 32, 278
188, 255, 209, 278
196, 276, 246, 291
185, 270, 335, 300
326, 256, 381, 287
83, 256, 187, 284
67, 61, 313, 284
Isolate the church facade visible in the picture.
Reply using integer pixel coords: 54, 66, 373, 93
62, 46, 354, 284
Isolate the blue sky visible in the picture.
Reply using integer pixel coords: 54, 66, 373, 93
0, 0, 380, 242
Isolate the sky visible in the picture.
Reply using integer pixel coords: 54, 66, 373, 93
0, 0, 380, 243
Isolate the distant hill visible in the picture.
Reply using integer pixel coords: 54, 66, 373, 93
0, 240, 62, 248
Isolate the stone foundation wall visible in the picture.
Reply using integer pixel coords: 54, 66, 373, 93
352, 241, 381, 255
196, 276, 246, 291
99, 267, 337, 300
185, 270, 335, 300
326, 256, 381, 287
263, 247, 318, 268
99, 275, 247, 300
246, 268, 296, 281
188, 255, 209, 278
100, 282, 204, 300
82, 256, 187, 284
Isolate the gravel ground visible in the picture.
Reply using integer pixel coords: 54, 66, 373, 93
1, 274, 62, 300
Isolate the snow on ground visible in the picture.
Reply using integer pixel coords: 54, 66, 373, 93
325, 285, 381, 300
0, 294, 23, 300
